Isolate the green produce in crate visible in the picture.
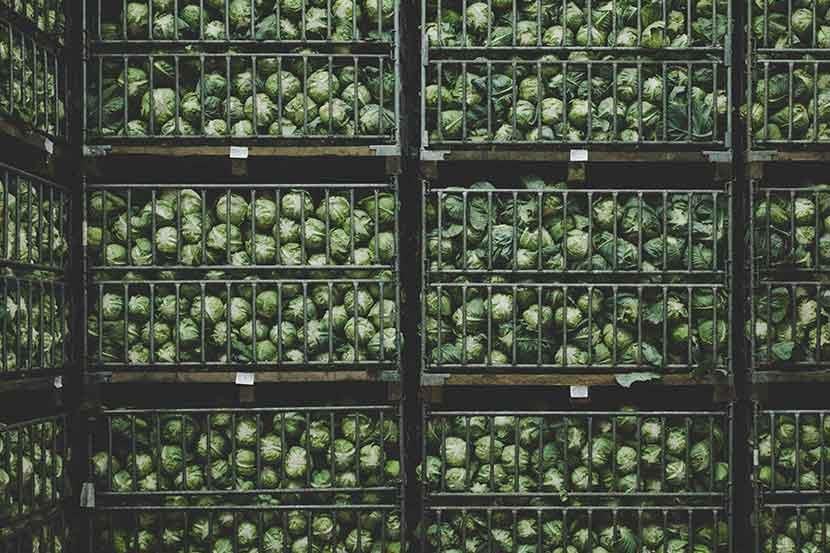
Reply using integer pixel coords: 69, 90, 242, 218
425, 0, 727, 48
1, 277, 68, 372
755, 413, 830, 491
425, 176, 728, 273
87, 55, 395, 137
87, 277, 400, 365
421, 509, 728, 553
0, 515, 67, 551
86, 188, 396, 269
752, 188, 830, 271
96, 505, 402, 553
749, 285, 830, 366
0, 175, 68, 268
0, 418, 68, 523
0, 24, 65, 137
98, 0, 393, 42
0, 0, 65, 38
759, 507, 830, 553
90, 410, 400, 494
751, 0, 830, 49
426, 60, 727, 143
417, 410, 728, 495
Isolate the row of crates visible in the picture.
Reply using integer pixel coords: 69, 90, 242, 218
13, 1, 830, 150
7, 387, 830, 553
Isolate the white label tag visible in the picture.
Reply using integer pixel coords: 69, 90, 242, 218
235, 372, 255, 386
570, 149, 588, 162
81, 221, 88, 246
230, 146, 249, 159
53, 376, 62, 389
753, 449, 759, 466
80, 482, 96, 508
570, 385, 589, 399
44, 138, 54, 154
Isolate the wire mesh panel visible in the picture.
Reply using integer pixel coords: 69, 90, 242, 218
84, 51, 398, 144
0, 510, 69, 553
423, 281, 729, 374
86, 277, 401, 371
421, 506, 730, 553
84, 182, 398, 272
423, 180, 731, 278
756, 504, 830, 553
0, 414, 70, 528
754, 408, 830, 496
0, 274, 68, 378
423, 0, 730, 53
88, 405, 402, 498
423, 58, 730, 148
749, 281, 830, 371
746, 59, 830, 146
419, 408, 730, 498
88, 504, 405, 553
0, 162, 69, 274
84, 0, 396, 47
0, 16, 66, 139
0, 0, 64, 43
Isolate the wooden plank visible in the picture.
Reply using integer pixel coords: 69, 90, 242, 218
431, 150, 718, 163
422, 373, 730, 387
96, 370, 398, 384
104, 145, 392, 158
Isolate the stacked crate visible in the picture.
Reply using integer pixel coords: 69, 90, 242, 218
79, 1, 404, 551
746, 1, 830, 548
0, 1, 74, 551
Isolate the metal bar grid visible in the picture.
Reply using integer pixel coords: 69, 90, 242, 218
83, 0, 396, 49
84, 180, 399, 273
420, 505, 731, 553
83, 51, 398, 146
753, 407, 830, 498
420, 407, 731, 500
422, 280, 730, 374
755, 503, 830, 553
87, 503, 405, 553
748, 0, 830, 53
87, 404, 403, 500
0, 414, 69, 529
0, 0, 65, 46
422, 180, 731, 279
422, 57, 730, 148
0, 160, 69, 275
84, 277, 402, 372
0, 14, 67, 140
748, 280, 830, 372
747, 58, 830, 147
0, 507, 68, 552
423, 0, 730, 54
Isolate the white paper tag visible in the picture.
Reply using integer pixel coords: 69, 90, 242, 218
570, 385, 589, 399
569, 149, 588, 162
80, 482, 96, 508
230, 146, 249, 159
81, 221, 88, 246
53, 376, 62, 389
753, 449, 759, 466
235, 372, 255, 386
44, 138, 54, 154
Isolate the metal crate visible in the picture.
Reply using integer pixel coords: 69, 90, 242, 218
420, 505, 731, 553
0, 15, 67, 140
748, 0, 830, 53
747, 58, 830, 148
83, 51, 399, 147
0, 414, 70, 529
86, 404, 403, 500
0, 0, 64, 45
83, 180, 399, 274
86, 503, 405, 553
0, 509, 69, 553
755, 504, 830, 553
421, 57, 731, 150
422, 281, 730, 375
0, 161, 70, 275
422, 0, 731, 54
752, 408, 830, 497
83, 0, 397, 49
420, 407, 732, 499
422, 180, 731, 279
